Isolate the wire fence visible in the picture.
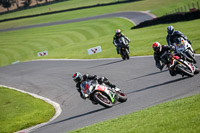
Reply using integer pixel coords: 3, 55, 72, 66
165, 1, 200, 15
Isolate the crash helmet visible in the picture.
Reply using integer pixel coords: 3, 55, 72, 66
116, 29, 121, 37
72, 72, 83, 83
152, 42, 162, 53
167, 25, 174, 35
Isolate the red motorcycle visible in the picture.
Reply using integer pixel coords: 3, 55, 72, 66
168, 54, 198, 77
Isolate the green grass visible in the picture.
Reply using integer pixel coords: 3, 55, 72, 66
0, 17, 200, 67
0, 0, 200, 30
0, 87, 55, 133
69, 94, 200, 133
0, 17, 133, 66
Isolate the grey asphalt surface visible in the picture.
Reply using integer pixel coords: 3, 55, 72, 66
0, 56, 200, 133
0, 11, 155, 32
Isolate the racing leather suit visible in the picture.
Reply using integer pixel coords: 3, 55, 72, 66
166, 31, 189, 46
113, 34, 130, 54
75, 74, 116, 99
154, 45, 176, 76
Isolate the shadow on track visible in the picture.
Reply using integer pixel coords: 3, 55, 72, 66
126, 77, 189, 95
88, 60, 124, 69
45, 108, 107, 126
127, 70, 168, 81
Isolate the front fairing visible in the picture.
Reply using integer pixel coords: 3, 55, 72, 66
175, 43, 185, 53
95, 84, 116, 103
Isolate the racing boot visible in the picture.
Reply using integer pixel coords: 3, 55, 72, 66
91, 100, 98, 105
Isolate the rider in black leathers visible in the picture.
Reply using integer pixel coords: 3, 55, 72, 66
166, 25, 194, 63
152, 42, 176, 76
166, 25, 191, 46
72, 72, 116, 100
113, 29, 130, 54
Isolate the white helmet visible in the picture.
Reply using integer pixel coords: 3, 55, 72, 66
116, 29, 121, 37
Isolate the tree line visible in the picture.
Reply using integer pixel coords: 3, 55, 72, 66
0, 0, 52, 12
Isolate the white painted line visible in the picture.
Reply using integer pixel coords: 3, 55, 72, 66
0, 85, 62, 133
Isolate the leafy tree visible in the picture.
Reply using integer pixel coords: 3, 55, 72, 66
22, 0, 32, 8
0, 0, 11, 11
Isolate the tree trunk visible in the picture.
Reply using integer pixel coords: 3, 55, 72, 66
16, 0, 20, 9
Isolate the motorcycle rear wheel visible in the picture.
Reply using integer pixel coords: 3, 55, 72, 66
93, 91, 113, 108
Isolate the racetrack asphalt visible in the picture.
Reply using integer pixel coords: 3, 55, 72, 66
0, 11, 156, 32
0, 11, 199, 133
0, 56, 199, 133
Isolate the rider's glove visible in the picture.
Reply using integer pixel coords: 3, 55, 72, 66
80, 94, 86, 100
170, 45, 175, 51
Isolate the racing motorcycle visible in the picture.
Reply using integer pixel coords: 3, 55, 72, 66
174, 37, 196, 64
167, 53, 198, 77
80, 80, 127, 108
118, 36, 130, 60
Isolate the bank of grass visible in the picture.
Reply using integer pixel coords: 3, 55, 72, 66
0, 87, 55, 133
69, 94, 200, 133
0, 0, 200, 30
0, 17, 200, 67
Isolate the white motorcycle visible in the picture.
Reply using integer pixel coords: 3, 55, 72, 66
173, 37, 196, 63
80, 80, 127, 108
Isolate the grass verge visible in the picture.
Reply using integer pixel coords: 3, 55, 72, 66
0, 18, 200, 67
69, 93, 200, 133
0, 87, 55, 133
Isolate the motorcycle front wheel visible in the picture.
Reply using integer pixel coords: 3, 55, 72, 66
125, 48, 130, 60
185, 50, 196, 64
176, 64, 194, 77
93, 91, 113, 108
116, 90, 127, 102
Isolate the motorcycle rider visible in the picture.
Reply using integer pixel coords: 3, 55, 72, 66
167, 26, 195, 63
72, 72, 116, 102
166, 25, 191, 46
152, 42, 177, 76
113, 29, 130, 54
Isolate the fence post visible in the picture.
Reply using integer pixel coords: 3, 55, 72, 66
184, 6, 187, 12
180, 7, 183, 12
192, 2, 195, 8
188, 3, 190, 10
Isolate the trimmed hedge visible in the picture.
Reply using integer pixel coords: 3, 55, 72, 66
132, 10, 200, 29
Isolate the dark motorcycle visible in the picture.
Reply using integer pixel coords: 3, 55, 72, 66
118, 36, 130, 60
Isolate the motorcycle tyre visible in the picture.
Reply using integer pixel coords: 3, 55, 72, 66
116, 90, 127, 103
194, 65, 200, 74
176, 64, 194, 77
93, 91, 113, 108
185, 50, 196, 64
120, 50, 126, 60
125, 49, 130, 60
